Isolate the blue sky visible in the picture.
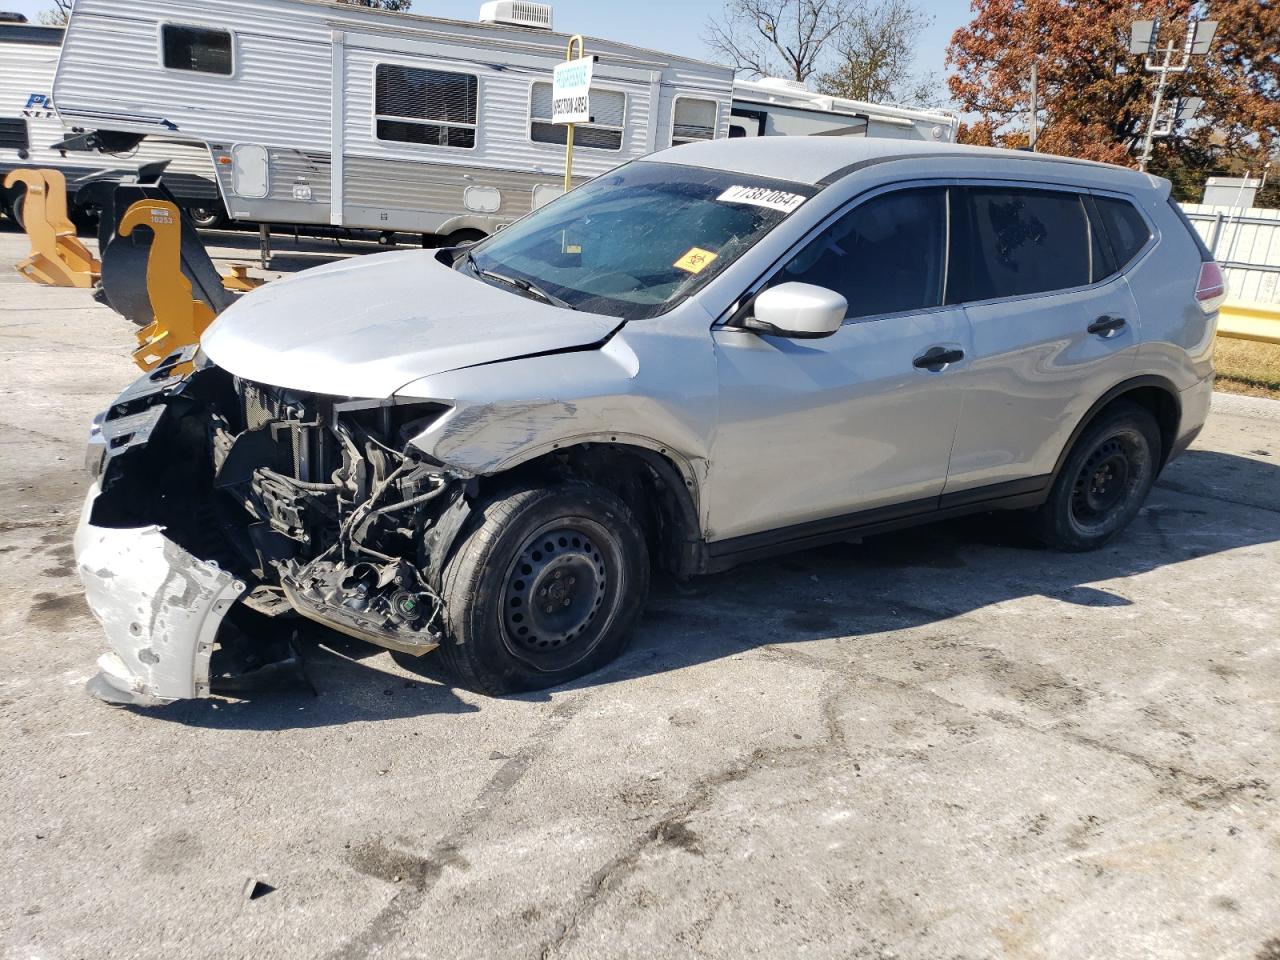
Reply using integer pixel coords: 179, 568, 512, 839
4, 0, 974, 90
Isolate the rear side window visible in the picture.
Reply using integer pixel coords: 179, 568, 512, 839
162, 24, 233, 76
773, 187, 947, 320
952, 188, 1091, 302
1094, 196, 1152, 268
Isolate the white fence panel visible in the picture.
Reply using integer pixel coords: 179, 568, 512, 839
1180, 203, 1280, 304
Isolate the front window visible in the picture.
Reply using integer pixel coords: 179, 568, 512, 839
463, 161, 817, 321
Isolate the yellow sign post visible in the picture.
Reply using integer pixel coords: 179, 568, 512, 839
557, 35, 589, 194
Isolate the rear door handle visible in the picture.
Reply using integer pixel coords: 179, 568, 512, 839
1088, 315, 1128, 336
913, 346, 965, 371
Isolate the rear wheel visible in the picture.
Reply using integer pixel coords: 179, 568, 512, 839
1032, 402, 1161, 552
444, 228, 487, 247
438, 481, 650, 695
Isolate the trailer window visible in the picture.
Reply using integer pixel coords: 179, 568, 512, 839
672, 98, 718, 146
530, 83, 624, 151
162, 24, 233, 76
376, 65, 478, 149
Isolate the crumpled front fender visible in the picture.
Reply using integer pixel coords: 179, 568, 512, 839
74, 484, 248, 705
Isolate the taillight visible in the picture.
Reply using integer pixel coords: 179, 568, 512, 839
1195, 261, 1227, 314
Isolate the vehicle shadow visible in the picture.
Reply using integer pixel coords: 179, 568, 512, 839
154, 448, 1279, 729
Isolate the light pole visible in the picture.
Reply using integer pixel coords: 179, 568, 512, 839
1131, 17, 1217, 172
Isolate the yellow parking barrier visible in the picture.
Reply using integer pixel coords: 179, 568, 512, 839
119, 199, 216, 374
3, 168, 101, 288
1218, 301, 1280, 346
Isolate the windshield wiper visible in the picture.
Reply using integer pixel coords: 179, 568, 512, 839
461, 251, 578, 311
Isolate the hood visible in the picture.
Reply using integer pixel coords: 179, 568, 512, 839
200, 250, 620, 398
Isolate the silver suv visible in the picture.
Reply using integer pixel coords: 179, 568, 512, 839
75, 139, 1226, 705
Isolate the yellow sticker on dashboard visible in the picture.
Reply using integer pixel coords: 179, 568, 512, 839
673, 247, 718, 274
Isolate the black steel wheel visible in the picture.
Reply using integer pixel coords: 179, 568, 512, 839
438, 481, 649, 694
188, 205, 227, 230
1033, 402, 1161, 552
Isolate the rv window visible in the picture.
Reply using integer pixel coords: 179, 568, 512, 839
162, 24, 233, 76
672, 98, 718, 146
376, 65, 478, 150
530, 83, 625, 151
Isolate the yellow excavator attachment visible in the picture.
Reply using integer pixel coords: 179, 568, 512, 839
119, 199, 217, 375
4, 168, 101, 288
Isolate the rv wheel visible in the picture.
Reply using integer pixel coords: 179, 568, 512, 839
188, 205, 227, 230
6, 189, 25, 231
445, 228, 487, 247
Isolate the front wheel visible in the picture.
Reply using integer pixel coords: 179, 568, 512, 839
1032, 402, 1161, 552
438, 481, 650, 695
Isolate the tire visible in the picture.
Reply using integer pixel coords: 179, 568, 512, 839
188, 205, 227, 230
444, 228, 487, 247
7, 189, 25, 231
1032, 402, 1162, 552
438, 480, 650, 695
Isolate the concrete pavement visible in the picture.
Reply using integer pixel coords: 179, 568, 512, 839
1, 224, 1278, 960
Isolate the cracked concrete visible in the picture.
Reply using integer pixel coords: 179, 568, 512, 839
2, 224, 1279, 959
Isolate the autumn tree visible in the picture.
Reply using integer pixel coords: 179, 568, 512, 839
816, 0, 938, 105
703, 0, 850, 83
947, 0, 1280, 180
38, 0, 72, 25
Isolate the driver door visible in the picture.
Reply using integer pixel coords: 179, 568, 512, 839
705, 186, 971, 544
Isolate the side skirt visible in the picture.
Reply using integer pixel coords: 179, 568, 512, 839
696, 476, 1051, 575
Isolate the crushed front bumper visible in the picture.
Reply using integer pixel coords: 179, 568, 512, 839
74, 483, 248, 706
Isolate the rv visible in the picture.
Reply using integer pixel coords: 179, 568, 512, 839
0, 16, 227, 227
51, 0, 957, 244
729, 78, 958, 143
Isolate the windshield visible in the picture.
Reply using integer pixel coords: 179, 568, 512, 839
463, 161, 817, 321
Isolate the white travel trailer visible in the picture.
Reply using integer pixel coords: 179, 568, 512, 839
53, 0, 737, 243
729, 78, 958, 143
51, 0, 959, 243
0, 16, 225, 225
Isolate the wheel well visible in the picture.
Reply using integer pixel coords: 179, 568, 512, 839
481, 443, 701, 577
1094, 384, 1180, 468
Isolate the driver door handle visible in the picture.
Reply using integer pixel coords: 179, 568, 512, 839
1088, 315, 1128, 336
913, 346, 965, 371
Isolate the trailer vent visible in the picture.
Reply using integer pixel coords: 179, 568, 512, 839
0, 118, 29, 153
478, 1, 553, 29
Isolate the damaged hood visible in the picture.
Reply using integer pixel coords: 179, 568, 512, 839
200, 249, 620, 398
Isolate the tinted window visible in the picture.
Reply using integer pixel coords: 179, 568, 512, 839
1095, 196, 1153, 268
954, 188, 1091, 302
771, 188, 946, 320
530, 83, 625, 151
376, 66, 477, 149
162, 25, 233, 76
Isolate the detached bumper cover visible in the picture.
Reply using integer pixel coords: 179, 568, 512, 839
74, 483, 248, 705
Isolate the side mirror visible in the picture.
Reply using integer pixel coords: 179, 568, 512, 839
742, 282, 847, 339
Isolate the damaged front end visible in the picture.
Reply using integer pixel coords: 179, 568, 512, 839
75, 347, 471, 705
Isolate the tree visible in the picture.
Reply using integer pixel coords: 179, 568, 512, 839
703, 0, 849, 83
334, 0, 414, 10
38, 0, 72, 25
815, 0, 938, 105
947, 0, 1280, 179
